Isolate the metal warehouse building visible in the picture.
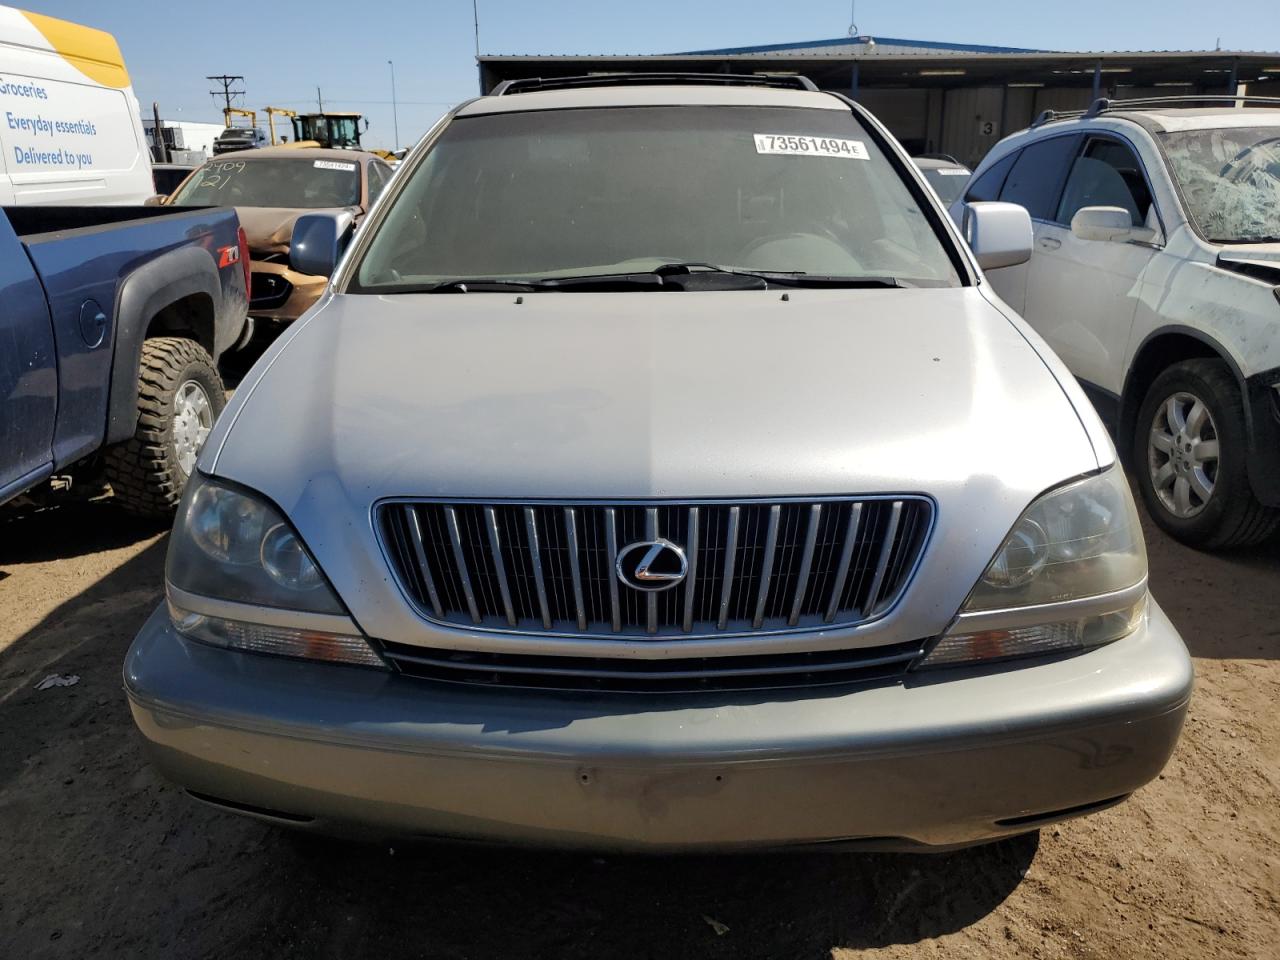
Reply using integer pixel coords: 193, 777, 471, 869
478, 36, 1280, 166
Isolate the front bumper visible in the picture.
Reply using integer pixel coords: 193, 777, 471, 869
124, 602, 1192, 851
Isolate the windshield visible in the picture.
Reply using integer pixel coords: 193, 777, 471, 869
918, 165, 970, 205
169, 157, 360, 208
1160, 125, 1280, 243
350, 105, 961, 291
328, 117, 359, 148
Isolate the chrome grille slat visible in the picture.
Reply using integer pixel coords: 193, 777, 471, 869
605, 508, 622, 632
789, 503, 822, 626
825, 502, 864, 623
682, 506, 700, 633
380, 497, 931, 640
403, 507, 444, 618
564, 507, 588, 631
524, 507, 552, 629
863, 500, 903, 617
482, 508, 517, 627
717, 506, 741, 630
443, 507, 481, 624
752, 504, 782, 629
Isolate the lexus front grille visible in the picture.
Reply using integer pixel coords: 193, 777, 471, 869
377, 497, 933, 640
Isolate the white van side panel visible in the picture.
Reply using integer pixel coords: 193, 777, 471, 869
0, 7, 152, 205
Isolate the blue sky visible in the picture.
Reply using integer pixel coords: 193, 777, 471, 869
20, 0, 1280, 149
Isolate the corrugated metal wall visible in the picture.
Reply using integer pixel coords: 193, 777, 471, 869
939, 87, 1005, 167
867, 84, 1201, 169
855, 89, 930, 152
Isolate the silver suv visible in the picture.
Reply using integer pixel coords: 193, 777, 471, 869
958, 97, 1280, 548
125, 75, 1192, 852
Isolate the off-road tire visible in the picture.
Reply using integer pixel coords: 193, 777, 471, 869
104, 337, 226, 517
1133, 358, 1280, 549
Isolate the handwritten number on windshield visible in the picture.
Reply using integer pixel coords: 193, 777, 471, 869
199, 161, 246, 192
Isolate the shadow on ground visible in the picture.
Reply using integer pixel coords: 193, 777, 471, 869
0, 501, 167, 565
0, 514, 1036, 960
1139, 510, 1280, 660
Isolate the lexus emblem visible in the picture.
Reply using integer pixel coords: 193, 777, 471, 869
615, 539, 689, 592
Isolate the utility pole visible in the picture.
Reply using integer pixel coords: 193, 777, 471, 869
387, 60, 399, 151
316, 86, 323, 112
206, 74, 245, 114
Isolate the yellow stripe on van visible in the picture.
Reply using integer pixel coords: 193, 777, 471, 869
19, 10, 130, 88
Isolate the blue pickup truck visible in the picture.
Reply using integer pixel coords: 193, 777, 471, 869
1, 205, 249, 515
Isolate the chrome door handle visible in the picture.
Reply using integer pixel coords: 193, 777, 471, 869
1038, 237, 1062, 251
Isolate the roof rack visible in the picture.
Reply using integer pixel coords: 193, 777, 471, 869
490, 72, 820, 96
1031, 94, 1280, 128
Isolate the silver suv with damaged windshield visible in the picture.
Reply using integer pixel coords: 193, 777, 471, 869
125, 74, 1192, 852
957, 97, 1280, 548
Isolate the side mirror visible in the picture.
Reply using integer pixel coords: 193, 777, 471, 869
962, 201, 1033, 270
143, 194, 167, 207
290, 211, 355, 278
1071, 205, 1157, 244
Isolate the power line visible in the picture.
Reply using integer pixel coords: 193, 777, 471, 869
206, 74, 245, 113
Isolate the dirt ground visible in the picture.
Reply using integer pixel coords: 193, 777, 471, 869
1, 494, 1277, 960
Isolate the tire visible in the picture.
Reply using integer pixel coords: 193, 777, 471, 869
104, 337, 226, 517
1133, 358, 1280, 549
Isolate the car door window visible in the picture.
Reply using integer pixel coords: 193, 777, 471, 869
368, 163, 390, 203
964, 151, 1017, 202
1056, 139, 1154, 227
999, 135, 1079, 220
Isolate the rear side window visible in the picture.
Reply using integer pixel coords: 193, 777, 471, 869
368, 162, 391, 203
999, 136, 1079, 220
965, 151, 1017, 202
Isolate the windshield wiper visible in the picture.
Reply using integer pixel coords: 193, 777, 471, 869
375, 263, 913, 294
389, 275, 670, 293
747, 272, 908, 288
544, 263, 912, 290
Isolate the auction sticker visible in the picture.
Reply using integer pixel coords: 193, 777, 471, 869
314, 160, 357, 171
754, 134, 868, 159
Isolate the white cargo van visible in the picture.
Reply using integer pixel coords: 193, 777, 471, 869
0, 6, 152, 205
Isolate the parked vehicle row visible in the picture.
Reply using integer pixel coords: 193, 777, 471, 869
0, 5, 1252, 858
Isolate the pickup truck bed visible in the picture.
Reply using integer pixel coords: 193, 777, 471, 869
1, 204, 248, 513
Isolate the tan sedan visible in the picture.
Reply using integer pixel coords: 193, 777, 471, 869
167, 146, 395, 327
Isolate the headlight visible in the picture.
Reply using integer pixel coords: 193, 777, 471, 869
166, 474, 386, 668
915, 467, 1147, 669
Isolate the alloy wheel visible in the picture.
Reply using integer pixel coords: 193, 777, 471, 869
172, 380, 214, 475
1148, 390, 1219, 519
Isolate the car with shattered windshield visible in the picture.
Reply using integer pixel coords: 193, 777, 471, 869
125, 75, 1192, 852
958, 97, 1280, 548
167, 146, 395, 329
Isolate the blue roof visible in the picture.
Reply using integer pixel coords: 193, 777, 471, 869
679, 35, 1051, 56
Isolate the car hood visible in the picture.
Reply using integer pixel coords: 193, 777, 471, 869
206, 287, 1105, 649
